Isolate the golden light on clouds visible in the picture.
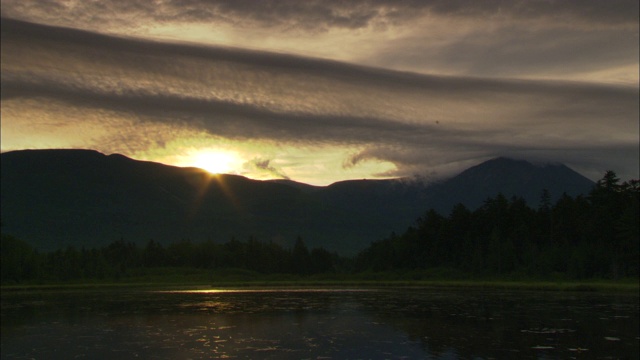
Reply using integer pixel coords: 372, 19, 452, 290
141, 136, 397, 186
1, 1, 638, 183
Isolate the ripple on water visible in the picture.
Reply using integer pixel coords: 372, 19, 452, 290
1, 288, 637, 359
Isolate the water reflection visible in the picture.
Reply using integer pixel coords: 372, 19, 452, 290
2, 287, 638, 359
355, 289, 639, 359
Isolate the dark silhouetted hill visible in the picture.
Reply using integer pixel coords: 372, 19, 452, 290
1, 150, 594, 254
423, 157, 596, 213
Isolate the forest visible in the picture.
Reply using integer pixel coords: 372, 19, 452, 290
1, 171, 638, 284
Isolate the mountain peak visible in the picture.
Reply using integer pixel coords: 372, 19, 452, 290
425, 157, 594, 213
467, 156, 536, 170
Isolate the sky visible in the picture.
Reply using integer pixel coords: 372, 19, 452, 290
1, 0, 638, 185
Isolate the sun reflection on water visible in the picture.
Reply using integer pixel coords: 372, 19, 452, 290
152, 288, 375, 294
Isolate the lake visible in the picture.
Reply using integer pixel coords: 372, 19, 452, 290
1, 286, 638, 359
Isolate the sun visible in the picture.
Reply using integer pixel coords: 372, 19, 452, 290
191, 150, 241, 174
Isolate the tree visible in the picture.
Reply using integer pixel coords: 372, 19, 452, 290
291, 237, 311, 275
310, 247, 336, 274
597, 170, 621, 192
416, 209, 445, 267
1, 234, 39, 283
539, 188, 552, 213
143, 239, 166, 267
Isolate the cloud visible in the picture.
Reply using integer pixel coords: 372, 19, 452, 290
373, 24, 638, 83
3, 1, 637, 30
1, 11, 638, 182
1, 0, 637, 84
246, 158, 290, 180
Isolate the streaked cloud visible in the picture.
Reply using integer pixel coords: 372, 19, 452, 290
2, 0, 637, 84
1, 1, 638, 184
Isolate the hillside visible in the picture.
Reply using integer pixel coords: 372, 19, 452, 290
424, 157, 596, 213
0, 150, 594, 253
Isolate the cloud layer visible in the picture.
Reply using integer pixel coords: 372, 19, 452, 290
1, 1, 638, 183
2, 0, 637, 84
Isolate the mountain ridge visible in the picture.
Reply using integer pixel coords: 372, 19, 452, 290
422, 157, 596, 213
1, 149, 595, 254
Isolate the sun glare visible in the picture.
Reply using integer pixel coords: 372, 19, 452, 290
191, 150, 241, 174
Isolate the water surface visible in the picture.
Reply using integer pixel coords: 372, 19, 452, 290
2, 287, 638, 359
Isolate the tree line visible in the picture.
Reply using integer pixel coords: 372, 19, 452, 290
0, 234, 341, 283
356, 171, 639, 279
1, 171, 638, 284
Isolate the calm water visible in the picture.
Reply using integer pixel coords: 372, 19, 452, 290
1, 287, 638, 359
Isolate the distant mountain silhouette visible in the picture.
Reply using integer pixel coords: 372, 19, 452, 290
1, 150, 594, 254
423, 157, 596, 213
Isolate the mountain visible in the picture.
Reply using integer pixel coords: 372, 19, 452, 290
0, 150, 595, 254
266, 179, 321, 193
423, 157, 596, 213
0, 149, 329, 250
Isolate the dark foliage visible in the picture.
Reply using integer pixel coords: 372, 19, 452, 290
0, 234, 340, 284
2, 171, 637, 284
355, 172, 639, 279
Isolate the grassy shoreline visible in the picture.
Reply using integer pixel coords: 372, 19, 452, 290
2, 277, 638, 293
3, 266, 638, 293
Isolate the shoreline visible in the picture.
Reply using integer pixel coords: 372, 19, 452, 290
2, 278, 638, 293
